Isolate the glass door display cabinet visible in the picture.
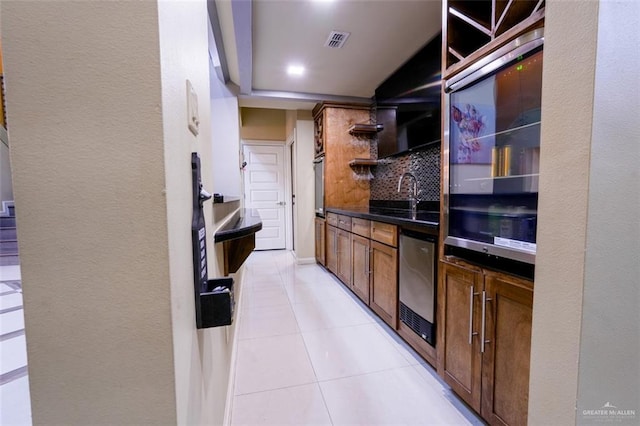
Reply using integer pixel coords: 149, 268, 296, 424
444, 29, 544, 265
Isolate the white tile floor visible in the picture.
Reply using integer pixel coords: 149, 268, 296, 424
0, 251, 484, 425
0, 264, 32, 426
230, 250, 484, 426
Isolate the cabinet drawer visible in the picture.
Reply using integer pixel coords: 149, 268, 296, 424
337, 215, 352, 231
371, 221, 397, 247
326, 212, 338, 227
351, 217, 371, 238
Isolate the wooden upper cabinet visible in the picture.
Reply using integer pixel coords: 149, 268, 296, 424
313, 103, 372, 210
481, 270, 533, 426
314, 112, 324, 157
444, 0, 545, 78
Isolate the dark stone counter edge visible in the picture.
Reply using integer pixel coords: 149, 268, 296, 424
325, 207, 440, 234
214, 208, 262, 243
213, 195, 241, 204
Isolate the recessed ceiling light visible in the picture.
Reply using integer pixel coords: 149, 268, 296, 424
287, 65, 305, 77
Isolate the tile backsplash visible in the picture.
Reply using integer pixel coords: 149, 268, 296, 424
371, 144, 441, 201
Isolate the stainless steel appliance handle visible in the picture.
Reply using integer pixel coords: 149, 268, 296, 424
481, 291, 493, 353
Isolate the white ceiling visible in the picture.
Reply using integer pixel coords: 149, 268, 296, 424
214, 0, 442, 110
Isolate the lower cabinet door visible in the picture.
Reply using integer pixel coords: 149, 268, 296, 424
369, 241, 397, 328
326, 225, 338, 274
336, 229, 352, 286
481, 271, 533, 426
438, 261, 483, 412
351, 234, 370, 304
315, 217, 325, 266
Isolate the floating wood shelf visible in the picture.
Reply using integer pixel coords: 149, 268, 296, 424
349, 158, 378, 167
348, 123, 384, 135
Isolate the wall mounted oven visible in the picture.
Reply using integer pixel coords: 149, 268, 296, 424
443, 29, 544, 265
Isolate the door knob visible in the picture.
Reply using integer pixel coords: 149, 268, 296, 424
277, 201, 286, 206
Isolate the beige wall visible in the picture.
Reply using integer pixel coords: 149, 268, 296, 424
575, 0, 639, 420
284, 110, 315, 262
2, 1, 237, 424
529, 2, 599, 423
156, 1, 238, 424
0, 17, 12, 206
240, 107, 286, 140
210, 56, 242, 197
530, 0, 639, 423
1, 127, 12, 205
293, 113, 315, 262
2, 1, 176, 423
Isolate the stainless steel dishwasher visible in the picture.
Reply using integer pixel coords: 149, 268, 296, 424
399, 230, 437, 347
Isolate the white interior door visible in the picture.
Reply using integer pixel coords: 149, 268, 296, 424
243, 144, 286, 250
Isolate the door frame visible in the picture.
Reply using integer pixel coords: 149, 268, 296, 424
241, 140, 293, 251
286, 130, 296, 252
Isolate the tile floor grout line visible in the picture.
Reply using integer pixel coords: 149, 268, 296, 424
0, 365, 28, 386
1, 280, 22, 292
291, 261, 338, 425
314, 363, 422, 385
0, 328, 25, 342
0, 305, 23, 315
234, 252, 483, 425
240, 252, 334, 420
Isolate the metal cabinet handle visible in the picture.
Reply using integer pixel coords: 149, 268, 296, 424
481, 290, 493, 353
468, 286, 479, 345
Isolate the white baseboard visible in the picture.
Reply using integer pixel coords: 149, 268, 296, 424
295, 256, 316, 265
222, 269, 245, 426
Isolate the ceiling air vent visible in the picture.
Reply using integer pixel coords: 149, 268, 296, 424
324, 31, 351, 49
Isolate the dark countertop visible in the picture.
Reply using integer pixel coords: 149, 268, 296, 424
214, 208, 262, 243
325, 205, 440, 235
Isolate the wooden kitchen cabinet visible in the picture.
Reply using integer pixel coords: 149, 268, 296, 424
438, 257, 533, 425
481, 270, 533, 426
315, 217, 325, 266
324, 212, 399, 330
312, 103, 372, 210
326, 225, 338, 274
336, 228, 352, 286
351, 234, 371, 304
369, 240, 398, 328
438, 260, 484, 411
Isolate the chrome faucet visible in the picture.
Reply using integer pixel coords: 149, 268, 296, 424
397, 172, 418, 218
